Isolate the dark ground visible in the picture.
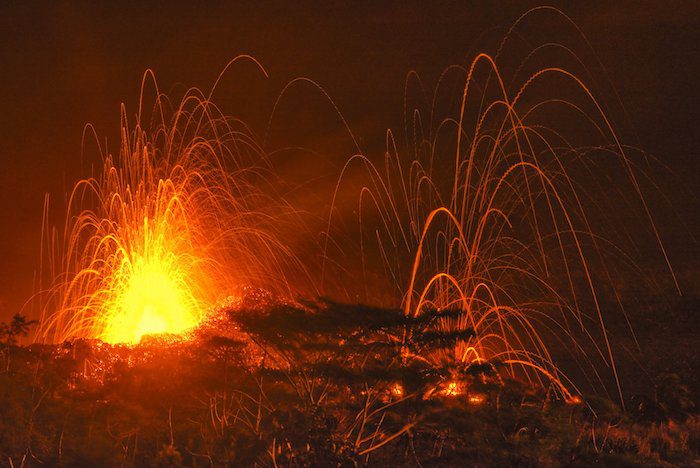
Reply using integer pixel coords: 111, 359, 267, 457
0, 294, 698, 466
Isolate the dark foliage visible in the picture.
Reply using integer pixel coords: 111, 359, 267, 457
0, 302, 697, 466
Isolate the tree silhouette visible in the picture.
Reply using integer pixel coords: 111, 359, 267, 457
0, 313, 37, 371
0, 300, 695, 465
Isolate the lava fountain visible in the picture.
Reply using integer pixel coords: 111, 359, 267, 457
38, 61, 308, 344
324, 8, 677, 403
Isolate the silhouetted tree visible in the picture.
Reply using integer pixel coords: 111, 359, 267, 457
0, 313, 37, 371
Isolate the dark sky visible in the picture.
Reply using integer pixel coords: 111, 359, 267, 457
1, 1, 698, 321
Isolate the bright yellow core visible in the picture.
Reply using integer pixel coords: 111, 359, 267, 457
100, 256, 200, 344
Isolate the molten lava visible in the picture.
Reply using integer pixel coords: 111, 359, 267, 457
38, 62, 305, 344
100, 253, 200, 344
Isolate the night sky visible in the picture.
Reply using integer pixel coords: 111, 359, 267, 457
1, 1, 698, 321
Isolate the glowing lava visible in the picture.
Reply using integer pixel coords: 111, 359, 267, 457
100, 253, 200, 344
468, 394, 485, 405
38, 61, 306, 344
443, 381, 461, 397
326, 9, 677, 405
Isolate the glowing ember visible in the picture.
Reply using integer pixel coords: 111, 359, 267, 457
468, 394, 485, 405
391, 383, 404, 397
443, 381, 461, 397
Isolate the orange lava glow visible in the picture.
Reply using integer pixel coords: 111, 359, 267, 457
38, 60, 305, 344
468, 394, 485, 405
326, 10, 677, 405
567, 395, 583, 405
40, 141, 217, 345
99, 248, 201, 344
443, 381, 461, 397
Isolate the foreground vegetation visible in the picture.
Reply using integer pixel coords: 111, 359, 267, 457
0, 293, 698, 466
